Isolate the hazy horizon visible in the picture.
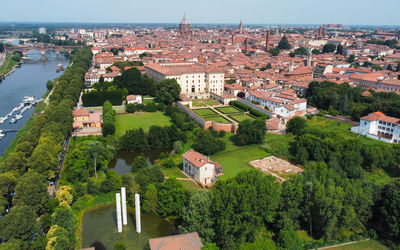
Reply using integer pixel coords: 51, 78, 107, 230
1, 0, 399, 26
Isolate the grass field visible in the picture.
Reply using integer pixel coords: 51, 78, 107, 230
306, 116, 386, 146
193, 108, 217, 116
179, 179, 203, 193
204, 115, 231, 124
323, 239, 388, 250
192, 98, 220, 107
216, 106, 241, 114
211, 145, 269, 179
229, 113, 254, 122
114, 112, 172, 137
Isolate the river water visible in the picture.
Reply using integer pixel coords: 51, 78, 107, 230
0, 50, 69, 156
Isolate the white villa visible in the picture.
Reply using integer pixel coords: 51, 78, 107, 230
182, 150, 222, 186
126, 95, 142, 105
351, 111, 400, 143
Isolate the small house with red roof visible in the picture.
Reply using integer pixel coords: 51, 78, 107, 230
182, 150, 222, 186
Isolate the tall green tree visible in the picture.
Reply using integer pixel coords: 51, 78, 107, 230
278, 36, 291, 50
180, 191, 215, 243
13, 172, 48, 212
0, 205, 38, 241
157, 178, 187, 217
142, 183, 158, 215
88, 141, 103, 178
286, 117, 307, 135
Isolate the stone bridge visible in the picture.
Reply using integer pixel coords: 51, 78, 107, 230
6, 45, 82, 56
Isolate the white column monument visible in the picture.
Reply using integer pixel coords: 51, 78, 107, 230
121, 187, 127, 225
116, 193, 123, 233
135, 193, 141, 233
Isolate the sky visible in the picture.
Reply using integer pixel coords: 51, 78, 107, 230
1, 0, 399, 25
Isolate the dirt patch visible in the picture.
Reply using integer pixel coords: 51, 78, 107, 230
250, 156, 303, 182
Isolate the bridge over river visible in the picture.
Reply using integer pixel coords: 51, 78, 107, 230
6, 45, 82, 56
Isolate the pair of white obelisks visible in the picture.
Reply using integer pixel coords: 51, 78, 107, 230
116, 187, 141, 233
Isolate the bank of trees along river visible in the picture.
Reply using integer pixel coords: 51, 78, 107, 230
0, 47, 92, 249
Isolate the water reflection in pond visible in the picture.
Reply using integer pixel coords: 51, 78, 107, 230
108, 150, 170, 175
81, 204, 176, 249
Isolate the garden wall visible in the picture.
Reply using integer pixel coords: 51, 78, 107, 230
177, 102, 237, 133
237, 98, 275, 117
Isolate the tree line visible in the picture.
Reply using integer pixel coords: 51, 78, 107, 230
0, 47, 92, 249
307, 81, 400, 120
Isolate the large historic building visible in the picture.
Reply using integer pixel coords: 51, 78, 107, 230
146, 62, 225, 98
179, 13, 191, 37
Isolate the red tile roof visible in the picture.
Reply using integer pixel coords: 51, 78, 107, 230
183, 150, 209, 167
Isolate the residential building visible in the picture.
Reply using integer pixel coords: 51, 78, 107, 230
126, 95, 142, 104
149, 232, 203, 250
351, 112, 400, 143
146, 62, 225, 98
39, 27, 46, 34
72, 109, 103, 129
182, 150, 222, 186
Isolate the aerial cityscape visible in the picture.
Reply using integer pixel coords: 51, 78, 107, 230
0, 1, 400, 250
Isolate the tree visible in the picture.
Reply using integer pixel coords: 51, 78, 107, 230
336, 44, 343, 55
156, 79, 181, 105
46, 225, 72, 250
88, 141, 103, 178
55, 185, 74, 207
157, 178, 187, 217
294, 47, 308, 55
193, 130, 226, 155
322, 43, 336, 53
0, 205, 38, 241
312, 49, 321, 55
131, 155, 148, 172
235, 119, 266, 145
268, 48, 280, 56
278, 36, 291, 50
211, 170, 281, 247
142, 183, 158, 215
377, 179, 400, 241
52, 207, 76, 236
135, 166, 164, 194
286, 117, 307, 135
13, 172, 48, 212
347, 54, 356, 63
173, 140, 183, 153
180, 191, 215, 243
125, 103, 136, 113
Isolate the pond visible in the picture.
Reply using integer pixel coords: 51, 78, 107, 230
108, 150, 170, 175
81, 204, 176, 249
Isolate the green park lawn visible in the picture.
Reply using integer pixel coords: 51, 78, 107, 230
114, 112, 172, 137
193, 108, 217, 116
216, 106, 242, 114
229, 113, 254, 122
192, 98, 220, 107
211, 145, 268, 179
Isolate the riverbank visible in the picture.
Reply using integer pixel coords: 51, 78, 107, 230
0, 89, 50, 163
0, 53, 19, 79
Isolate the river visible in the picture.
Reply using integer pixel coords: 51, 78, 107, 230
0, 50, 69, 156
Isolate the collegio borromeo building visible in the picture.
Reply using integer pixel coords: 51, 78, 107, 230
146, 62, 225, 98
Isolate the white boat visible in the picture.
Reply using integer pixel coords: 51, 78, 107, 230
0, 116, 7, 124
9, 118, 16, 124
0, 133, 5, 139
15, 114, 23, 120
